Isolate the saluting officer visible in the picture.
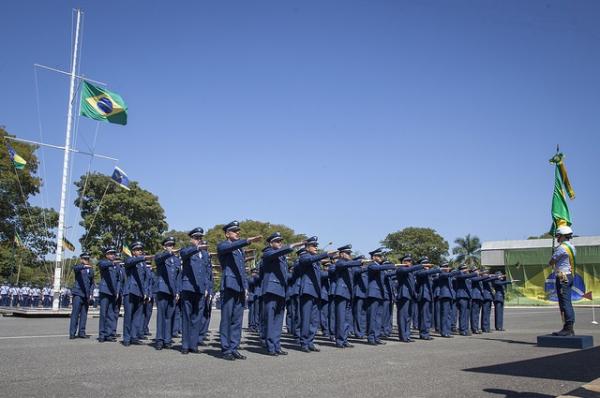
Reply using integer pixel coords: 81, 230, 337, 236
437, 266, 461, 338
247, 270, 257, 331
493, 272, 512, 331
122, 242, 152, 346
415, 257, 442, 340
217, 221, 262, 360
333, 244, 364, 348
142, 259, 155, 338
468, 267, 489, 335
153, 237, 181, 350
394, 254, 424, 342
352, 255, 369, 339
261, 232, 304, 356
319, 260, 331, 338
198, 240, 214, 344
69, 252, 95, 339
98, 247, 119, 342
454, 264, 477, 336
297, 236, 338, 352
179, 227, 210, 354
366, 248, 396, 345
480, 270, 499, 333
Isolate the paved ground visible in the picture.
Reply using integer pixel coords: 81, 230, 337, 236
1, 307, 599, 398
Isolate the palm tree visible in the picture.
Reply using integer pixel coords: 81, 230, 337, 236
452, 234, 481, 267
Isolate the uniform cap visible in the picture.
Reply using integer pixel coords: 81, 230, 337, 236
131, 241, 143, 250
267, 232, 284, 243
400, 254, 413, 262
556, 226, 573, 236
80, 252, 91, 259
223, 221, 240, 232
369, 247, 385, 257
104, 247, 117, 255
162, 236, 176, 246
188, 227, 204, 238
337, 244, 352, 253
296, 248, 307, 256
418, 256, 431, 265
305, 236, 319, 247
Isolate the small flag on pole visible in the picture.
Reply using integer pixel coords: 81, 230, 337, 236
80, 81, 128, 125
14, 232, 24, 247
111, 166, 130, 190
122, 243, 132, 257
6, 143, 27, 170
549, 150, 575, 234
62, 237, 75, 251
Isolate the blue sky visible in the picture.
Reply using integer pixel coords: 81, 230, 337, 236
1, 1, 599, 255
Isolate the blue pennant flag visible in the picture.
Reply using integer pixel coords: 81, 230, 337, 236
111, 166, 130, 190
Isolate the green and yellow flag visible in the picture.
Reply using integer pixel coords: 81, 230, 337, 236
549, 151, 575, 233
62, 237, 75, 251
79, 81, 128, 125
122, 243, 132, 257
14, 232, 24, 247
7, 143, 27, 170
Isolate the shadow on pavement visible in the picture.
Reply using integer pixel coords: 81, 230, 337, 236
478, 337, 538, 346
465, 346, 600, 382
483, 387, 554, 397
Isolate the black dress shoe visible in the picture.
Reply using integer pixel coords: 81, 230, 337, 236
400, 339, 411, 343
368, 341, 378, 345
190, 348, 199, 354
222, 353, 235, 361
267, 351, 279, 356
344, 343, 354, 348
335, 344, 345, 349
122, 341, 131, 347
375, 340, 386, 345
301, 346, 311, 352
155, 343, 163, 350
232, 351, 247, 360
164, 343, 173, 349
69, 335, 76, 340
309, 345, 320, 352
130, 340, 142, 345
78, 334, 90, 339
181, 349, 189, 355
98, 338, 106, 343
276, 350, 288, 356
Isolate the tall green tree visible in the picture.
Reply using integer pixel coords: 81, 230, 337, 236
0, 127, 58, 282
382, 227, 449, 265
74, 172, 168, 257
452, 234, 481, 266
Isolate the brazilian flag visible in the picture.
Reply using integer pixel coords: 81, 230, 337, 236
549, 151, 575, 233
80, 81, 127, 125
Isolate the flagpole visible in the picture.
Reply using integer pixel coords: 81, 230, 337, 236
52, 9, 82, 311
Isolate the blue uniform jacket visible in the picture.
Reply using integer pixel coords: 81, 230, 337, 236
287, 261, 301, 297
98, 259, 120, 296
333, 259, 362, 299
154, 251, 181, 296
383, 268, 395, 301
437, 270, 462, 299
415, 268, 443, 302
123, 256, 147, 297
217, 239, 251, 293
454, 272, 478, 299
367, 262, 397, 299
297, 252, 329, 298
482, 276, 499, 301
179, 246, 210, 294
469, 275, 488, 300
261, 246, 293, 298
493, 280, 512, 302
353, 267, 369, 299
144, 266, 155, 296
71, 264, 95, 298
394, 264, 425, 300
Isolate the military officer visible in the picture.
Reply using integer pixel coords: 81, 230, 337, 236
198, 240, 214, 344
0, 281, 9, 306
110, 256, 126, 339
382, 263, 395, 337
142, 259, 155, 338
366, 248, 396, 345
217, 221, 262, 360
42, 285, 52, 308
154, 236, 181, 350
394, 254, 424, 342
454, 265, 478, 335
297, 236, 338, 352
493, 272, 512, 331
31, 285, 41, 307
261, 232, 304, 355
352, 255, 369, 339
319, 259, 331, 338
97, 247, 119, 342
437, 266, 461, 337
469, 267, 489, 335
10, 285, 20, 307
69, 252, 94, 339
333, 244, 364, 348
287, 249, 304, 341
550, 226, 576, 336
480, 270, 499, 333
179, 227, 210, 354
415, 257, 443, 340
122, 242, 152, 346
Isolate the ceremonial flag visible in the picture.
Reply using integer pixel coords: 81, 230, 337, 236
111, 166, 130, 190
122, 243, 132, 257
79, 81, 128, 125
6, 143, 27, 170
549, 151, 574, 234
14, 232, 23, 247
62, 237, 75, 252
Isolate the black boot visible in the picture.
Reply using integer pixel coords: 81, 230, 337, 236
552, 324, 567, 336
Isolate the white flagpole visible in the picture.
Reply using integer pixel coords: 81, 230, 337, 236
52, 9, 82, 311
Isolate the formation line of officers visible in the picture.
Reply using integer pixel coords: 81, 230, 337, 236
68, 221, 512, 360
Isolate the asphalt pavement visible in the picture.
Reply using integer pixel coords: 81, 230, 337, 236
1, 307, 599, 398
